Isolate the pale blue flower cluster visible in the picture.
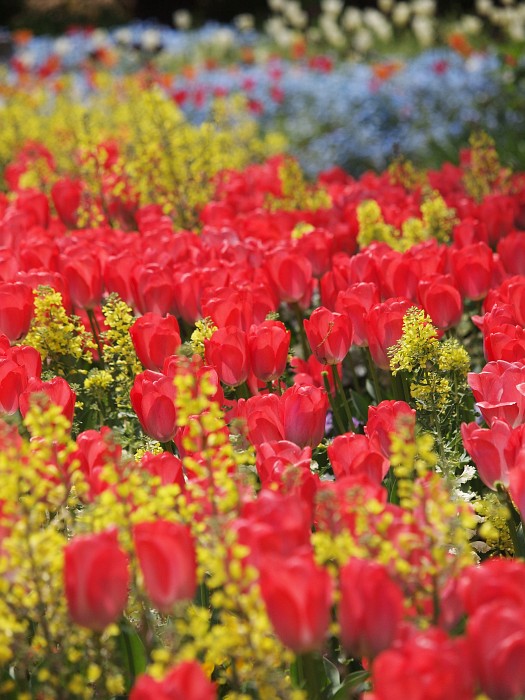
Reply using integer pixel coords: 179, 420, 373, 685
4, 22, 523, 175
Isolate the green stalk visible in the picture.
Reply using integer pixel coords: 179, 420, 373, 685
322, 371, 345, 435
292, 302, 311, 360
293, 652, 326, 700
364, 347, 383, 403
332, 364, 354, 432
87, 307, 105, 367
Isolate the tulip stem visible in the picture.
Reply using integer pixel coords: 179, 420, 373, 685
322, 371, 345, 435
364, 347, 382, 403
292, 303, 310, 360
235, 382, 250, 400
332, 364, 354, 432
497, 486, 525, 559
293, 652, 325, 700
87, 307, 105, 367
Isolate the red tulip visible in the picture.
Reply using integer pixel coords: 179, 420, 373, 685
304, 306, 353, 365
74, 426, 122, 500
339, 557, 404, 658
0, 358, 27, 414
370, 628, 474, 700
130, 370, 178, 443
204, 326, 249, 387
449, 241, 495, 301
0, 281, 34, 341
59, 253, 103, 310
328, 433, 389, 482
365, 400, 416, 459
130, 662, 216, 700
131, 263, 175, 317
129, 312, 181, 372
234, 489, 312, 567
281, 384, 328, 448
51, 178, 82, 228
366, 297, 413, 370
468, 360, 525, 428
19, 376, 76, 424
140, 451, 185, 490
461, 419, 513, 489
64, 529, 129, 631
467, 602, 525, 700
265, 250, 314, 307
248, 320, 290, 383
259, 553, 332, 653
417, 274, 463, 330
334, 282, 380, 346
133, 520, 196, 613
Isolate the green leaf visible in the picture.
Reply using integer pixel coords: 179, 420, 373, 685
116, 619, 148, 692
349, 389, 370, 422
330, 670, 371, 699
322, 656, 340, 688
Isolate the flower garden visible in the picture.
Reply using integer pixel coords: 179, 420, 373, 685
2, 1, 525, 698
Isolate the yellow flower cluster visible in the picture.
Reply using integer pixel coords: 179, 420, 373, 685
265, 157, 332, 212
463, 130, 512, 202
23, 286, 95, 372
99, 294, 142, 414
190, 317, 218, 357
389, 307, 470, 415
357, 192, 456, 251
0, 80, 285, 229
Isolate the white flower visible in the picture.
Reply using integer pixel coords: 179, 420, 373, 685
475, 0, 493, 15
173, 9, 191, 30
53, 36, 71, 56
90, 29, 108, 50
341, 6, 362, 31
411, 0, 436, 17
268, 0, 286, 11
321, 0, 344, 17
114, 27, 132, 45
363, 8, 393, 41
460, 14, 483, 35
283, 1, 308, 29
234, 14, 255, 31
353, 27, 373, 52
378, 0, 394, 12
392, 2, 411, 27
141, 28, 162, 51
412, 15, 435, 45
210, 27, 235, 49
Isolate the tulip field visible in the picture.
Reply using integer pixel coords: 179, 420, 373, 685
2, 2, 525, 699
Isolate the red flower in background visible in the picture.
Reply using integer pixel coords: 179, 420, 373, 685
129, 312, 181, 372
130, 662, 216, 700
204, 326, 249, 387
259, 553, 332, 653
328, 432, 389, 482
0, 281, 33, 341
366, 297, 413, 370
19, 376, 76, 424
130, 370, 178, 442
133, 520, 196, 613
64, 529, 129, 631
368, 628, 474, 700
339, 558, 404, 659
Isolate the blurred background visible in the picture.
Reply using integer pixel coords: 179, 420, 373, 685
0, 0, 478, 33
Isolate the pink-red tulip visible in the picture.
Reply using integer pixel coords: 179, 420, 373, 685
64, 529, 129, 631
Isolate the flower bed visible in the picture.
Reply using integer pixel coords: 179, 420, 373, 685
0, 117, 525, 698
